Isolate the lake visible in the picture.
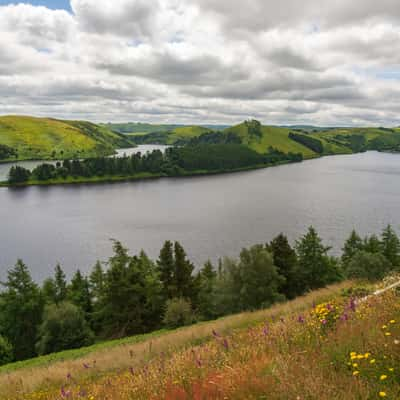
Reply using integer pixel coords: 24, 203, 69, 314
0, 150, 399, 282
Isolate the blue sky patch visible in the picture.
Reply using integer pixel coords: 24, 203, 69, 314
0, 0, 71, 11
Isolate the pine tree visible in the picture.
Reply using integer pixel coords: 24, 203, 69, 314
90, 261, 105, 304
157, 241, 175, 299
174, 241, 195, 300
196, 261, 217, 320
0, 260, 43, 361
268, 234, 299, 299
296, 227, 340, 290
54, 264, 67, 304
381, 225, 400, 267
342, 230, 363, 267
68, 270, 92, 317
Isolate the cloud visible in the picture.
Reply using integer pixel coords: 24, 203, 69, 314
0, 0, 400, 125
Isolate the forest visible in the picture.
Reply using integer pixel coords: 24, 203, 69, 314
7, 144, 303, 184
0, 225, 398, 366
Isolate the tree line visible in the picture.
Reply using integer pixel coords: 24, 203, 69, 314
7, 145, 303, 184
0, 144, 17, 161
0, 225, 399, 365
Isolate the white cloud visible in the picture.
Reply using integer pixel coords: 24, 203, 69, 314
0, 0, 400, 125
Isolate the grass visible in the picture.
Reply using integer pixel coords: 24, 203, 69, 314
0, 282, 355, 399
0, 116, 131, 162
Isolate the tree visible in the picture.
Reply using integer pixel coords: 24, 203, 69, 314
0, 260, 43, 360
68, 270, 92, 317
296, 227, 341, 291
342, 230, 363, 267
157, 241, 175, 299
236, 245, 285, 311
174, 241, 195, 300
347, 251, 392, 281
268, 234, 299, 299
196, 261, 218, 320
0, 336, 13, 366
363, 234, 381, 254
163, 298, 193, 329
381, 225, 400, 267
98, 242, 163, 337
42, 278, 57, 304
8, 166, 30, 184
89, 261, 105, 304
54, 264, 67, 304
36, 302, 94, 355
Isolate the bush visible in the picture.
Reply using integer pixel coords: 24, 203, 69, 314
36, 302, 94, 355
0, 336, 13, 366
163, 298, 194, 329
346, 251, 392, 281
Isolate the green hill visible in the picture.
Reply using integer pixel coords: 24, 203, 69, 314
0, 116, 132, 161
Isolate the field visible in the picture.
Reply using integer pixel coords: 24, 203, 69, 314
0, 116, 132, 161
2, 280, 399, 400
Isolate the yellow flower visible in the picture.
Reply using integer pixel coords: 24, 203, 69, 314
379, 392, 387, 398
380, 375, 387, 381
353, 371, 359, 376
352, 363, 358, 368
389, 319, 395, 324
364, 353, 370, 358
382, 325, 388, 329
385, 332, 391, 336
370, 359, 376, 364
357, 354, 364, 359
350, 351, 357, 357
388, 368, 394, 372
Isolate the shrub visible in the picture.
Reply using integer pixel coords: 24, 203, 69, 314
346, 251, 392, 281
163, 298, 194, 329
36, 302, 94, 355
0, 336, 13, 366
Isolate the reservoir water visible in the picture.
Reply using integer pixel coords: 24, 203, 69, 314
0, 150, 399, 281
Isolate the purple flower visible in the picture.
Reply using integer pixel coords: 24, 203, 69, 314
61, 387, 71, 398
83, 363, 90, 369
321, 319, 327, 325
212, 329, 220, 338
340, 313, 349, 321
327, 304, 332, 311
349, 298, 356, 312
298, 315, 305, 323
263, 326, 269, 336
222, 338, 229, 350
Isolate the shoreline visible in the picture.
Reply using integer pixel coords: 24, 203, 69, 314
0, 160, 300, 188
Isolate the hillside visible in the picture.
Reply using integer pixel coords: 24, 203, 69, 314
1, 280, 399, 399
0, 116, 132, 161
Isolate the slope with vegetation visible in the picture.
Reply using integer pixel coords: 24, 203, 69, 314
0, 225, 399, 399
0, 116, 132, 162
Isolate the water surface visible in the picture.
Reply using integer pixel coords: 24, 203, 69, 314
0, 151, 399, 281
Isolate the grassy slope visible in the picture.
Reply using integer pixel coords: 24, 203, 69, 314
165, 126, 211, 144
4, 280, 399, 400
1, 282, 353, 398
0, 116, 131, 161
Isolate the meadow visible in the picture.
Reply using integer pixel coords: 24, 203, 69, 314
1, 279, 399, 399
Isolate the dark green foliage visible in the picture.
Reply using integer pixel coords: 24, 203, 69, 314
68, 270, 92, 317
367, 133, 400, 152
268, 234, 299, 299
0, 260, 43, 361
89, 261, 105, 303
8, 166, 30, 183
381, 225, 400, 267
188, 131, 242, 146
174, 242, 195, 300
0, 336, 13, 366
157, 241, 175, 299
32, 163, 57, 180
97, 242, 163, 337
347, 251, 392, 281
296, 227, 342, 290
36, 302, 94, 355
289, 132, 324, 153
245, 119, 262, 138
163, 298, 193, 328
196, 261, 218, 320
342, 230, 364, 267
363, 234, 382, 254
0, 144, 17, 160
54, 264, 67, 304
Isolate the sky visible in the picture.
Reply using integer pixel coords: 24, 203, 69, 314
0, 1, 400, 125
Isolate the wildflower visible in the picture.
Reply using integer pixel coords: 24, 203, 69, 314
321, 319, 327, 325
388, 368, 394, 372
380, 375, 387, 381
298, 315, 305, 323
352, 363, 358, 368
364, 353, 370, 358
352, 371, 359, 376
385, 332, 391, 336
350, 351, 357, 357
370, 359, 376, 364
394, 339, 399, 345
223, 338, 229, 350
349, 298, 356, 312
382, 325, 388, 330
389, 319, 395, 324
212, 329, 220, 338
379, 392, 386, 397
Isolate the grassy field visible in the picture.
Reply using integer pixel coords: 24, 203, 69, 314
1, 282, 356, 399
3, 279, 398, 400
0, 116, 131, 161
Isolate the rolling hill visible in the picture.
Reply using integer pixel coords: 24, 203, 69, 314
0, 116, 132, 162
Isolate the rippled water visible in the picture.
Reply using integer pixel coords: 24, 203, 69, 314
0, 151, 399, 281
